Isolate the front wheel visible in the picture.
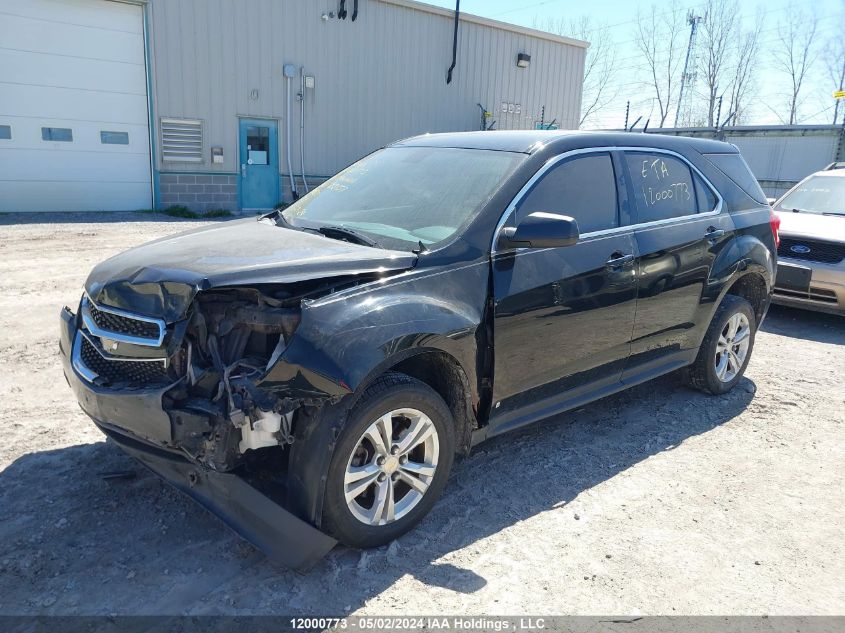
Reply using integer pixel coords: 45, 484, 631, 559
322, 373, 455, 548
683, 294, 757, 395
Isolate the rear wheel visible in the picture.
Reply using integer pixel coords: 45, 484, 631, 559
322, 373, 455, 548
683, 294, 756, 395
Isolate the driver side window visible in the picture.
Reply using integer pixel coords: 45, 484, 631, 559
516, 153, 619, 234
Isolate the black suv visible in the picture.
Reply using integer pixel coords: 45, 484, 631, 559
60, 131, 777, 569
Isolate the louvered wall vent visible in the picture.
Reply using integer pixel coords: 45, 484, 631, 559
160, 118, 203, 162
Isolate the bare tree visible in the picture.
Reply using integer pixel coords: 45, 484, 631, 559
697, 0, 738, 127
535, 16, 618, 127
772, 11, 820, 124
825, 39, 845, 124
634, 2, 687, 127
726, 18, 762, 125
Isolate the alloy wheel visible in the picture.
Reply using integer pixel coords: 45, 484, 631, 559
343, 408, 440, 526
714, 312, 751, 383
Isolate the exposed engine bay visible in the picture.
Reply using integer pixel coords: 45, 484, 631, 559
165, 287, 303, 471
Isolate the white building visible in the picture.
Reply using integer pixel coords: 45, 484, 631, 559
0, 0, 587, 212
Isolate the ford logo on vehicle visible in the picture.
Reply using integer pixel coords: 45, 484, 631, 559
790, 244, 811, 254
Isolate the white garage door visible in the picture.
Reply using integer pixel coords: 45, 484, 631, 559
0, 0, 151, 212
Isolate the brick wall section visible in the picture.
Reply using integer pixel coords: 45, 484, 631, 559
159, 173, 331, 212
159, 174, 238, 212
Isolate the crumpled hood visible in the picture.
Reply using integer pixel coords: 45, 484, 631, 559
85, 217, 417, 322
776, 211, 845, 243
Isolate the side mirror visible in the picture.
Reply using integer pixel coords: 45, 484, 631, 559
497, 211, 580, 250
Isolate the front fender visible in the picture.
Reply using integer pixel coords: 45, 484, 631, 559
278, 260, 490, 526
261, 261, 489, 400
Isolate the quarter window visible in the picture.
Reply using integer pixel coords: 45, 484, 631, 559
626, 152, 696, 222
516, 153, 618, 233
694, 173, 718, 212
0, 125, 10, 140
41, 127, 73, 142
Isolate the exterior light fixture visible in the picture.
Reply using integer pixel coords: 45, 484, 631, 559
516, 53, 531, 69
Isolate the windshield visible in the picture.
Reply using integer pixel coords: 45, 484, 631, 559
776, 175, 845, 216
281, 146, 524, 250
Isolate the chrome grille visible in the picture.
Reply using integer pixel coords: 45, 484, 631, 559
81, 296, 166, 347
78, 334, 169, 387
88, 302, 161, 339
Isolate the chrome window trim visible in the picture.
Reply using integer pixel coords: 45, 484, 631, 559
491, 145, 724, 255
81, 294, 166, 347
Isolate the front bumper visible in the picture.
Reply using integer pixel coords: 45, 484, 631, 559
60, 306, 337, 571
773, 257, 845, 316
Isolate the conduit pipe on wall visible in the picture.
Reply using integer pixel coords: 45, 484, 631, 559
300, 67, 309, 193
283, 64, 298, 200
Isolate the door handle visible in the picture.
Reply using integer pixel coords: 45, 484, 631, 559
705, 226, 725, 240
606, 252, 634, 269
241, 163, 247, 178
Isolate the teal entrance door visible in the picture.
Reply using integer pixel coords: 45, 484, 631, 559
239, 118, 279, 210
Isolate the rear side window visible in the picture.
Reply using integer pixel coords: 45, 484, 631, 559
626, 152, 697, 222
516, 153, 618, 233
703, 152, 767, 204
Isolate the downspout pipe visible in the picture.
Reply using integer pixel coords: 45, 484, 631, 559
283, 64, 298, 200
446, 0, 460, 84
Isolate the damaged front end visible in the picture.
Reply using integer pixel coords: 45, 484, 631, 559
60, 277, 384, 570
164, 287, 307, 473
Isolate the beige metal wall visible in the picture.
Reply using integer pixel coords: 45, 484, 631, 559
146, 0, 586, 180
648, 125, 845, 198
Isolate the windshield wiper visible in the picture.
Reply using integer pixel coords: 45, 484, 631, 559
822, 212, 845, 218
316, 225, 381, 248
268, 208, 292, 226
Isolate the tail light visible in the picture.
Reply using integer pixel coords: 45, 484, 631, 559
769, 207, 781, 249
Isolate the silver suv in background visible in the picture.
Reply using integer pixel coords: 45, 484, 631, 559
772, 163, 845, 315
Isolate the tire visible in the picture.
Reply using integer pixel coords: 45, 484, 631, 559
322, 372, 456, 548
683, 294, 757, 395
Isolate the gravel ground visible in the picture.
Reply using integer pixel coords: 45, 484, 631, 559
0, 212, 843, 616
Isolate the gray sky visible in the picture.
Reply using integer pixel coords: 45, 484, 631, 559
425, 0, 845, 129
